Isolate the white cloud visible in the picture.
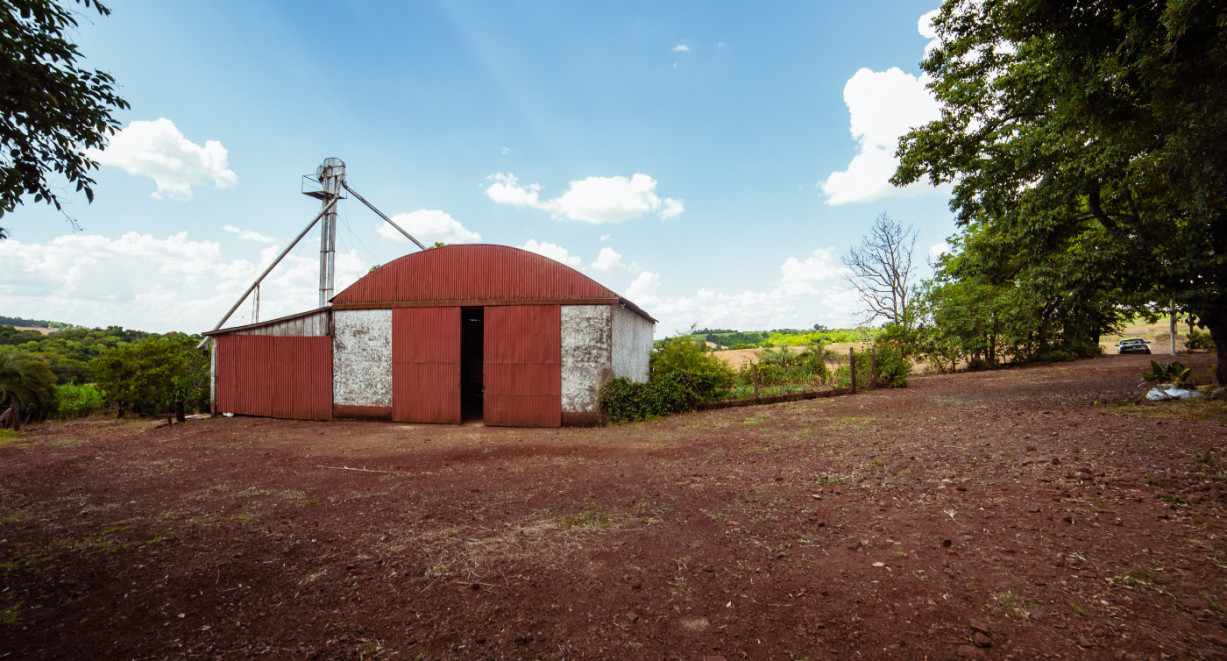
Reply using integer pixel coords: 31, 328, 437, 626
222, 225, 276, 243
484, 172, 683, 223
484, 173, 542, 208
520, 239, 581, 267
620, 248, 861, 336
0, 232, 366, 333
589, 246, 641, 273
780, 247, 851, 295
599, 233, 612, 243
717, 42, 727, 50
918, 9, 941, 56
821, 9, 949, 206
626, 271, 661, 302
376, 210, 481, 245
821, 66, 941, 205
928, 240, 950, 262
86, 118, 237, 200
672, 43, 690, 52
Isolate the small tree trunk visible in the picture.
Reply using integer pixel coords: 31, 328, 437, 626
1170, 300, 1178, 355
174, 400, 186, 423
1207, 314, 1227, 386
7, 394, 20, 431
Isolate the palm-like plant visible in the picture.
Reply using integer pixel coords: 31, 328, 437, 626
0, 347, 57, 430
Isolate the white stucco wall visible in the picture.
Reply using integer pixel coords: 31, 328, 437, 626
611, 305, 653, 383
333, 309, 393, 407
560, 305, 612, 416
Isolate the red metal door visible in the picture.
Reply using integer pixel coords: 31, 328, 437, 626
215, 335, 333, 421
484, 305, 561, 427
393, 307, 461, 423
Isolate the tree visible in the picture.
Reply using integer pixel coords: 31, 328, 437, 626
0, 346, 56, 429
1, 0, 129, 235
843, 213, 917, 327
894, 0, 1227, 384
91, 335, 208, 417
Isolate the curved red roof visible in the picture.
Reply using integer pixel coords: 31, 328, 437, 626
331, 244, 654, 321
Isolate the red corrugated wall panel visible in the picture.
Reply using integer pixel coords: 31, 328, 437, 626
484, 305, 561, 427
332, 244, 619, 308
215, 335, 332, 420
392, 307, 461, 423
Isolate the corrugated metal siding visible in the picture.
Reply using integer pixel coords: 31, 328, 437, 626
215, 335, 333, 420
333, 245, 619, 308
392, 307, 461, 424
485, 305, 561, 427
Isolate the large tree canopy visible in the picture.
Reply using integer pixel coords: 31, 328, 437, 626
895, 0, 1227, 383
0, 0, 128, 235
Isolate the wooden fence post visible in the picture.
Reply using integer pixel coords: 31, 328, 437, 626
753, 363, 760, 398
849, 347, 857, 393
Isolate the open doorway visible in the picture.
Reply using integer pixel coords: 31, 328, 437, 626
460, 307, 484, 422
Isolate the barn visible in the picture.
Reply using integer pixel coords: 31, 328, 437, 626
204, 244, 655, 426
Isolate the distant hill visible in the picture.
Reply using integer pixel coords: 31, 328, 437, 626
0, 316, 75, 331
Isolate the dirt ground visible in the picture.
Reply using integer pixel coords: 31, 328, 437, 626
2, 354, 1226, 659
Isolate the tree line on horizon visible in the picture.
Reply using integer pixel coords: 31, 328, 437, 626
0, 323, 209, 429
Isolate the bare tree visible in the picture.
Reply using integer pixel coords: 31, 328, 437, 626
843, 213, 917, 326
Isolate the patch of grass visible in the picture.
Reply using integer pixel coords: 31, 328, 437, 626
1144, 476, 1159, 486
0, 507, 30, 524
0, 430, 30, 449
988, 590, 1030, 620
1159, 494, 1191, 506
0, 548, 53, 572
556, 501, 612, 528
230, 514, 252, 522
1068, 602, 1088, 617
1113, 399, 1227, 422
0, 600, 21, 626
673, 576, 691, 594
1195, 454, 1217, 466
821, 476, 842, 484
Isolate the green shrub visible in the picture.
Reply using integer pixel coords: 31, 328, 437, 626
736, 345, 832, 390
1142, 360, 1191, 386
874, 341, 910, 388
599, 371, 718, 423
0, 347, 58, 429
54, 383, 103, 419
652, 336, 735, 388
1187, 328, 1215, 350
92, 334, 209, 417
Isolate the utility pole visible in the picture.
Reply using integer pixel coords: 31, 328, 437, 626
314, 158, 346, 307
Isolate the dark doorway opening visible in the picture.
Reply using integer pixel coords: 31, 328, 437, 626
460, 307, 484, 422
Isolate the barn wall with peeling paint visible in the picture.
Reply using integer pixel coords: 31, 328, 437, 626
560, 305, 612, 425
333, 309, 393, 409
207, 246, 655, 426
612, 305, 652, 382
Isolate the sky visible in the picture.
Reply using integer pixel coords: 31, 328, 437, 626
1, 1, 956, 337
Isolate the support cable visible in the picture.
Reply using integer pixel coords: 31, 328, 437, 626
196, 196, 338, 348
341, 181, 427, 250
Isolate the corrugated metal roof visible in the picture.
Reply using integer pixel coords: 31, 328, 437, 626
331, 244, 656, 322
204, 308, 331, 337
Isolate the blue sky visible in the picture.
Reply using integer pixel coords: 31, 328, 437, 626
1, 1, 954, 336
